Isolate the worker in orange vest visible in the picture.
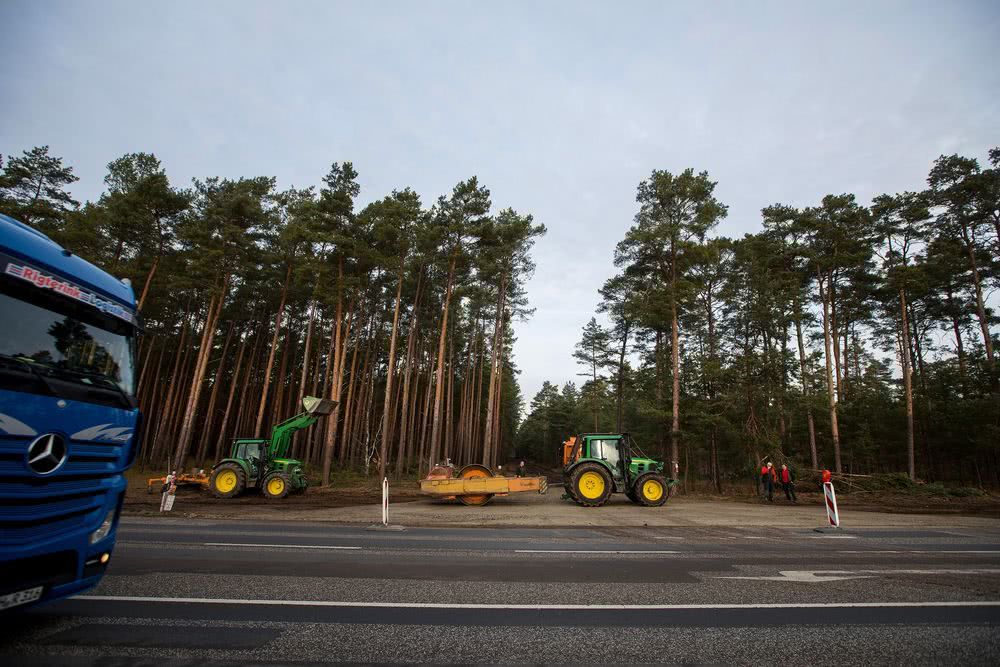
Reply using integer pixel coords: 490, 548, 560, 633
760, 462, 777, 502
779, 464, 797, 503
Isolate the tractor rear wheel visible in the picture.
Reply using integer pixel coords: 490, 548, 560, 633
262, 472, 291, 500
210, 463, 245, 499
634, 473, 668, 507
457, 464, 494, 506
569, 463, 613, 507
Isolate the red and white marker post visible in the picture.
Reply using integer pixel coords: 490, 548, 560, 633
381, 477, 389, 526
821, 469, 840, 528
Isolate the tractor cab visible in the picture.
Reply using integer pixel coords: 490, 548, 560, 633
230, 439, 267, 480
563, 433, 674, 507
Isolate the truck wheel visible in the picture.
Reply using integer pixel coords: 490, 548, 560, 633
458, 464, 494, 506
569, 463, 612, 507
635, 473, 668, 507
262, 472, 291, 499
210, 464, 245, 499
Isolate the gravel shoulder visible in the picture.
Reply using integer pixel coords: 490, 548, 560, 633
126, 475, 1000, 529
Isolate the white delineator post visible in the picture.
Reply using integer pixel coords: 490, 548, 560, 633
823, 481, 840, 528
382, 477, 389, 526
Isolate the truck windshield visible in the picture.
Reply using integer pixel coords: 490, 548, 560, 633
0, 286, 136, 409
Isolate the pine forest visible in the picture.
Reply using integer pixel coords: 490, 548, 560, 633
2, 145, 998, 488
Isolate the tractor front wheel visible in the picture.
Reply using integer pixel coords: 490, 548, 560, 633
262, 472, 291, 500
569, 463, 613, 507
210, 464, 245, 499
634, 473, 668, 507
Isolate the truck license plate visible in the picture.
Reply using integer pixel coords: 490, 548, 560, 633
0, 586, 43, 611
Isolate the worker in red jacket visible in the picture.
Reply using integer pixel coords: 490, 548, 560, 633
779, 464, 797, 503
760, 462, 777, 502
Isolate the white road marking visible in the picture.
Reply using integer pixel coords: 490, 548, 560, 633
717, 571, 871, 582
715, 568, 1000, 582
514, 549, 680, 554
75, 595, 1000, 610
839, 550, 1000, 554
651, 536, 685, 540
203, 542, 362, 550
809, 535, 857, 539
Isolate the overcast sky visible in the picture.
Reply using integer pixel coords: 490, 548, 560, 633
2, 0, 998, 407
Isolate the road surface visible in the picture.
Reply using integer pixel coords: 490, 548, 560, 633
4, 517, 999, 664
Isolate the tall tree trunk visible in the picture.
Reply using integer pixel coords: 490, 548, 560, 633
214, 330, 248, 462
830, 277, 843, 403
898, 288, 915, 479
173, 275, 229, 471
963, 236, 997, 387
379, 265, 405, 479
655, 329, 665, 460
396, 320, 419, 476
429, 253, 458, 468
394, 267, 423, 476
794, 295, 818, 469
322, 291, 353, 485
289, 303, 316, 457
945, 286, 969, 396
321, 272, 346, 485
254, 263, 292, 437
670, 289, 681, 480
818, 272, 842, 472
417, 358, 435, 476
197, 320, 234, 466
444, 330, 455, 461
615, 318, 630, 432
482, 276, 507, 467
137, 255, 160, 311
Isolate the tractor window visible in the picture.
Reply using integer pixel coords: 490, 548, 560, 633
593, 439, 622, 478
235, 442, 263, 460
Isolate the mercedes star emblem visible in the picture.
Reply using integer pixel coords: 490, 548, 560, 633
26, 433, 68, 475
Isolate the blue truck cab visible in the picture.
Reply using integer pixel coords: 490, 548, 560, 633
0, 213, 140, 611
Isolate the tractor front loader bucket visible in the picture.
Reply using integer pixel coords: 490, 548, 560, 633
302, 396, 337, 416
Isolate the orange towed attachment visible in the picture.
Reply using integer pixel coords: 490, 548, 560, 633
146, 471, 210, 493
420, 463, 548, 507
562, 436, 579, 466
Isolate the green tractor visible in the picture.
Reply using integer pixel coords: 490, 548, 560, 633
209, 396, 336, 500
563, 432, 675, 507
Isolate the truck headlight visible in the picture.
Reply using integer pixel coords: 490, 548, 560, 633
89, 508, 116, 545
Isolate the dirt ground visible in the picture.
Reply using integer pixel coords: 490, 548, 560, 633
128, 470, 1000, 529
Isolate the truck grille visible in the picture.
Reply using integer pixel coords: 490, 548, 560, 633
0, 436, 124, 545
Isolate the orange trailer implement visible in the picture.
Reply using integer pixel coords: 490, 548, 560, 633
420, 463, 548, 506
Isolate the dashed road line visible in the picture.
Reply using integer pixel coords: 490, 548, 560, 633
203, 542, 362, 550
514, 549, 680, 554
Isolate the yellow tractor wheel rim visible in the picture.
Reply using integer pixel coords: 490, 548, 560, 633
642, 479, 664, 501
215, 470, 237, 493
267, 477, 285, 496
578, 471, 606, 500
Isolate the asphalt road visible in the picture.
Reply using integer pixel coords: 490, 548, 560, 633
4, 517, 1000, 665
